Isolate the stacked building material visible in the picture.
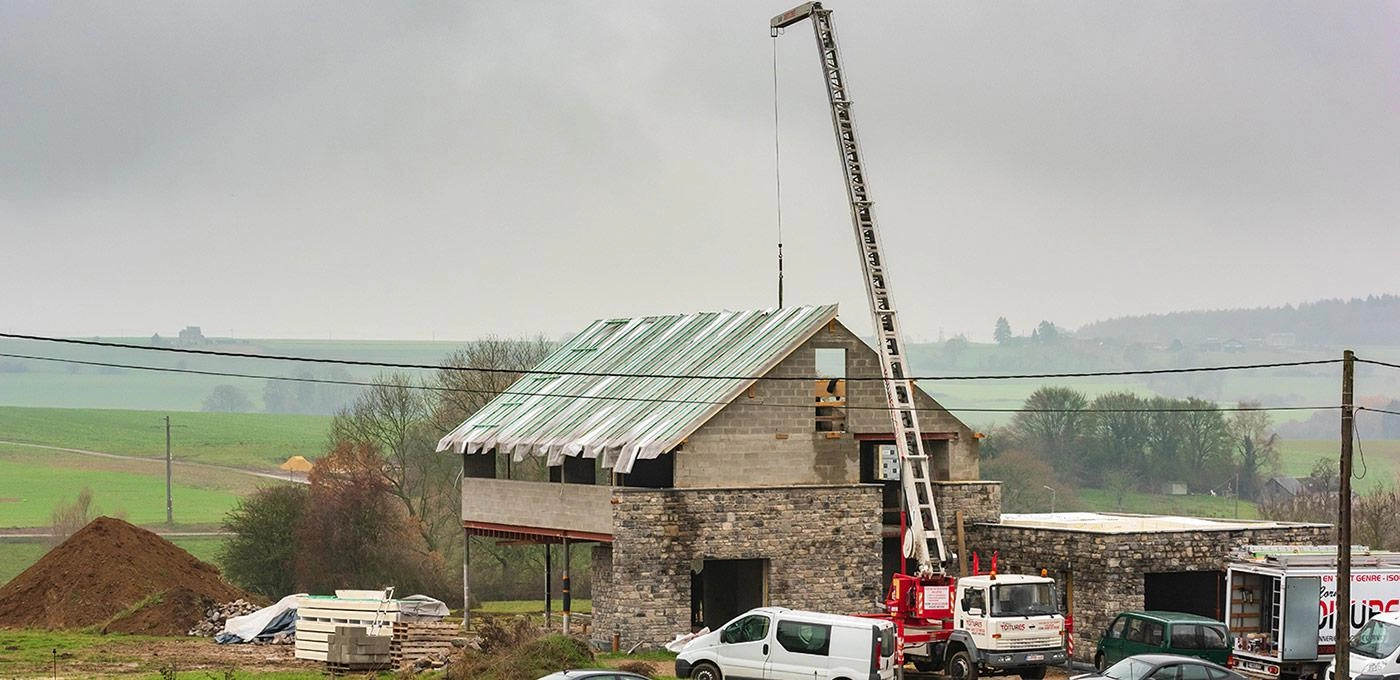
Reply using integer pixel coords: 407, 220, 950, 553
294, 593, 400, 661
390, 621, 469, 671
325, 626, 392, 672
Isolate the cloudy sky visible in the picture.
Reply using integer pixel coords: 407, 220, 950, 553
2, 1, 1396, 342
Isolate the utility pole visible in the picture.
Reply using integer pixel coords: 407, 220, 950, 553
1337, 350, 1355, 680
165, 416, 173, 526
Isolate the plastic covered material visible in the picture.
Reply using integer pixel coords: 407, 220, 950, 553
216, 593, 303, 644
398, 594, 450, 621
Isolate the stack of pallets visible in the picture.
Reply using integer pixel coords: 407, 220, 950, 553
390, 621, 467, 671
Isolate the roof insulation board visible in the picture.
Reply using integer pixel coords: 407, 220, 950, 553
996, 512, 1318, 533
436, 304, 838, 474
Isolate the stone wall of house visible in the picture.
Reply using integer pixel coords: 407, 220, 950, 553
969, 523, 1332, 661
674, 319, 978, 488
590, 484, 883, 650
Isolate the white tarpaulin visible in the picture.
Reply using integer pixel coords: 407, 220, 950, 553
218, 593, 303, 643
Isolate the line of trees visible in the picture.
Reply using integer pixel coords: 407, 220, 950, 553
981, 386, 1283, 511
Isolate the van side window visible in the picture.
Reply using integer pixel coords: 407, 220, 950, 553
1108, 616, 1128, 639
1126, 618, 1147, 643
722, 614, 771, 644
776, 620, 832, 656
1146, 622, 1165, 646
1172, 625, 1198, 649
1201, 625, 1229, 650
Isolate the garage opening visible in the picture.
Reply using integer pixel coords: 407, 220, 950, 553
1145, 571, 1226, 620
692, 559, 768, 631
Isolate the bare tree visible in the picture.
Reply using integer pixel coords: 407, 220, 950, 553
434, 336, 555, 481
329, 372, 458, 555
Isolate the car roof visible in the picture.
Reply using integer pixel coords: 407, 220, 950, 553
1371, 612, 1400, 626
1121, 611, 1227, 624
744, 607, 893, 628
1127, 654, 1227, 666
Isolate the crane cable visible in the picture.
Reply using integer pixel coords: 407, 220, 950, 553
772, 30, 785, 308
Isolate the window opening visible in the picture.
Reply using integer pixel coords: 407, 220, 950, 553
814, 347, 847, 432
776, 620, 832, 656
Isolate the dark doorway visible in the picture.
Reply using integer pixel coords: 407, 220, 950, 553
692, 559, 767, 631
1145, 571, 1226, 620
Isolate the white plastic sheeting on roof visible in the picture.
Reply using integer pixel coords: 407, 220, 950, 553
435, 305, 837, 474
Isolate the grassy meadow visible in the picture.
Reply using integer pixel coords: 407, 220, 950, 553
0, 406, 330, 471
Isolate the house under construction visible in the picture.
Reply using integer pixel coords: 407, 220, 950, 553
437, 303, 994, 648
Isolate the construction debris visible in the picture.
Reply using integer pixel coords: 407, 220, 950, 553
0, 517, 255, 634
188, 599, 261, 637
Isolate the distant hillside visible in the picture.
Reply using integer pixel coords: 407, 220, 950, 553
1076, 295, 1400, 346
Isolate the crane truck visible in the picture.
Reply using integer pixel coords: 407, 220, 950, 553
771, 4, 1067, 678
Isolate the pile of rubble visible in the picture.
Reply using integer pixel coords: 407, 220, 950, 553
187, 599, 261, 638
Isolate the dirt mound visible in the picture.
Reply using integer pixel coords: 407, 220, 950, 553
0, 517, 253, 631
102, 587, 216, 636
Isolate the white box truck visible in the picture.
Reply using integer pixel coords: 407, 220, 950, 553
1226, 546, 1400, 680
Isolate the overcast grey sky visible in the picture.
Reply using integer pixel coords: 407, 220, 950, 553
2, 1, 1396, 342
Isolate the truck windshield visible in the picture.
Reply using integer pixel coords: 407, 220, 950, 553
1352, 619, 1400, 659
990, 582, 1058, 617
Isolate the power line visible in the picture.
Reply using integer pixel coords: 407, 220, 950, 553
1358, 406, 1400, 418
0, 351, 1338, 416
1357, 357, 1400, 371
0, 331, 1343, 382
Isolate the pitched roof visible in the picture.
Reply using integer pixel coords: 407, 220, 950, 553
435, 304, 838, 473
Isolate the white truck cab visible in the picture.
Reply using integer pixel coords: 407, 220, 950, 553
1326, 613, 1400, 680
675, 606, 897, 680
905, 573, 1068, 677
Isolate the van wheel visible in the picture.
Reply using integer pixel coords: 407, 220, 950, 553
691, 661, 722, 680
1021, 666, 1047, 680
948, 650, 978, 680
1094, 653, 1106, 671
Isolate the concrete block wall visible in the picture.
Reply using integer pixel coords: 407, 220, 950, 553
675, 319, 979, 488
590, 484, 883, 650
969, 523, 1332, 661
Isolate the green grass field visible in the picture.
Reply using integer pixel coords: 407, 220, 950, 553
0, 406, 329, 470
0, 443, 279, 529
1278, 439, 1400, 492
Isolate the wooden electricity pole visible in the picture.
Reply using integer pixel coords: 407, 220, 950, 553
165, 416, 173, 526
1337, 349, 1355, 680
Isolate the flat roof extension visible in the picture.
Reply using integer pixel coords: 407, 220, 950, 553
993, 512, 1328, 534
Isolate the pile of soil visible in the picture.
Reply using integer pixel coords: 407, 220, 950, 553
0, 516, 254, 634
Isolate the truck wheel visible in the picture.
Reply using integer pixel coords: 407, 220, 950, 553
1094, 653, 1106, 671
1020, 666, 1047, 680
691, 661, 722, 680
947, 650, 978, 680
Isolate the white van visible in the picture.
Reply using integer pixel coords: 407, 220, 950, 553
1326, 612, 1400, 680
674, 606, 896, 680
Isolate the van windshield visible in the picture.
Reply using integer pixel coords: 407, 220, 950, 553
1352, 619, 1400, 659
990, 582, 1058, 617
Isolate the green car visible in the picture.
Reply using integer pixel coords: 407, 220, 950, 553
1095, 611, 1232, 670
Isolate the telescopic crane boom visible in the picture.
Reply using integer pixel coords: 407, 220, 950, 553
771, 2, 947, 577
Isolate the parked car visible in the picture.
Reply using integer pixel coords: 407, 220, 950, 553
1074, 653, 1247, 680
674, 606, 897, 680
536, 671, 652, 680
1325, 611, 1400, 680
1095, 611, 1232, 670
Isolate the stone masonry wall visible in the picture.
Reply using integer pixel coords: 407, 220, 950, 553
591, 485, 882, 650
931, 481, 1003, 548
970, 523, 1332, 661
675, 319, 978, 488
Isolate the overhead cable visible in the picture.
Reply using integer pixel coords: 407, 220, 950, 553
0, 351, 1339, 416
0, 332, 1343, 382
